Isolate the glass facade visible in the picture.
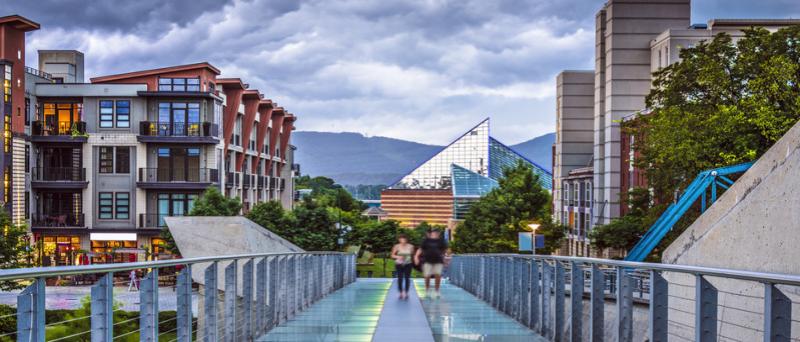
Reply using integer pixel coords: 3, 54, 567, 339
489, 138, 552, 190
391, 120, 489, 189
451, 164, 498, 197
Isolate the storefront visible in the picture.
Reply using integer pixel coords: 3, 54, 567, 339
39, 235, 82, 266
89, 233, 139, 264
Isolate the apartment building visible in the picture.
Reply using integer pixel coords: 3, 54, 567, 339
23, 51, 298, 266
552, 0, 800, 255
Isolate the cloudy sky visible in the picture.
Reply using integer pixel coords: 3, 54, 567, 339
8, 0, 800, 144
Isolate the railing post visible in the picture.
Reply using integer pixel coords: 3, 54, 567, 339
541, 260, 552, 339
268, 257, 278, 329
204, 261, 219, 341
91, 273, 114, 342
176, 265, 193, 342
256, 257, 267, 335
529, 259, 540, 332
764, 282, 791, 342
224, 260, 238, 342
695, 275, 717, 342
590, 264, 604, 342
140, 268, 159, 341
242, 258, 254, 340
17, 277, 45, 342
516, 258, 525, 321
649, 270, 668, 342
616, 267, 633, 342
555, 261, 565, 341
571, 261, 584, 342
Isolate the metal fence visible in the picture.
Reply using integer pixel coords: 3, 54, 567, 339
449, 254, 800, 342
1, 251, 356, 342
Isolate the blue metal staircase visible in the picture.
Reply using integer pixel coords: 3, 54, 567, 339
624, 161, 754, 261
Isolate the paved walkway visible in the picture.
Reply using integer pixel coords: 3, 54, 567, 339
258, 278, 544, 341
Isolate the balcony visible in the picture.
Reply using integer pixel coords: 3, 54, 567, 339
137, 168, 219, 189
31, 167, 88, 189
257, 175, 267, 188
31, 121, 88, 143
138, 121, 218, 144
138, 213, 184, 229
243, 174, 253, 188
31, 212, 86, 230
225, 172, 240, 188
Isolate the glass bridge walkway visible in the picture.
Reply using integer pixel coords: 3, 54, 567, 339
258, 278, 545, 342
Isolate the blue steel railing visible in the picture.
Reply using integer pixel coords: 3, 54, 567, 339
450, 254, 800, 342
1, 252, 356, 342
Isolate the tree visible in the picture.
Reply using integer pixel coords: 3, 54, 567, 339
189, 186, 242, 216
0, 209, 30, 290
626, 26, 800, 204
288, 197, 339, 251
246, 201, 292, 235
452, 161, 564, 254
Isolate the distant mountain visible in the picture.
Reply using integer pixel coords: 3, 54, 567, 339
510, 133, 555, 170
292, 131, 554, 185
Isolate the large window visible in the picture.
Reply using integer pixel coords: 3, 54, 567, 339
157, 147, 201, 181
158, 77, 200, 92
99, 192, 130, 220
99, 146, 131, 174
157, 193, 198, 226
3, 65, 11, 102
42, 103, 82, 134
157, 102, 201, 136
100, 100, 131, 128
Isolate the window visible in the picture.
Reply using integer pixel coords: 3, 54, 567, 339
100, 146, 130, 174
585, 212, 592, 232
25, 98, 30, 126
99, 192, 113, 219
99, 147, 114, 173
115, 147, 130, 173
99, 100, 114, 128
574, 182, 580, 207
115, 193, 129, 219
99, 192, 130, 220
158, 77, 201, 92
116, 100, 130, 127
100, 100, 130, 128
4, 65, 11, 102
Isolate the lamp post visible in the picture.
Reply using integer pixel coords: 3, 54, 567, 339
528, 223, 540, 255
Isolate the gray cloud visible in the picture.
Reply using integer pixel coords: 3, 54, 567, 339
11, 0, 800, 144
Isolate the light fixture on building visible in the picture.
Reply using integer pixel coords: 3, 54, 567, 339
90, 233, 136, 241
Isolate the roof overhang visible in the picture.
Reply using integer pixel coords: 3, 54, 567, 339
90, 62, 221, 83
0, 15, 40, 31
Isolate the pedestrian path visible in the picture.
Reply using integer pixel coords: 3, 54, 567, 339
258, 279, 390, 341
257, 278, 544, 341
414, 279, 547, 342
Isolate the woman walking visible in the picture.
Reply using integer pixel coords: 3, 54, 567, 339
391, 234, 415, 299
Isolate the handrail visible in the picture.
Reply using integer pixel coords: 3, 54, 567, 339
457, 253, 800, 286
0, 251, 350, 281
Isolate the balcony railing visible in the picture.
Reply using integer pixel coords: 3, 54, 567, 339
31, 167, 85, 182
139, 213, 184, 228
31, 212, 85, 227
226, 172, 240, 187
25, 66, 52, 80
32, 121, 87, 136
243, 174, 252, 188
138, 168, 219, 183
258, 176, 267, 188
139, 121, 217, 137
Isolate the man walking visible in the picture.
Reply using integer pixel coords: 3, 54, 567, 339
415, 229, 447, 298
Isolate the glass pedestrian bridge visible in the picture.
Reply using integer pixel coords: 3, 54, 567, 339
1, 252, 799, 341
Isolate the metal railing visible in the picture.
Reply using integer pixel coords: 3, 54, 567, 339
139, 121, 218, 137
449, 254, 800, 342
31, 167, 86, 182
31, 121, 87, 136
31, 212, 85, 228
25, 66, 53, 80
138, 213, 182, 228
2, 251, 356, 341
138, 167, 219, 183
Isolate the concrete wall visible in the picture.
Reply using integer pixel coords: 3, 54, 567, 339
662, 119, 800, 339
554, 71, 594, 227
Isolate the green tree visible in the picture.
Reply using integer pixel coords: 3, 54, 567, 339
627, 26, 800, 204
452, 161, 564, 254
0, 208, 30, 290
246, 201, 292, 235
288, 197, 339, 251
189, 186, 242, 216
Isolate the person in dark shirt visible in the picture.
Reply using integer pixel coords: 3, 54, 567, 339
414, 229, 448, 297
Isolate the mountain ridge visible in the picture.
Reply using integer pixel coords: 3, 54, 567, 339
292, 131, 554, 185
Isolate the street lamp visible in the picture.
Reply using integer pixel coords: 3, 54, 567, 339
528, 223, 540, 255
